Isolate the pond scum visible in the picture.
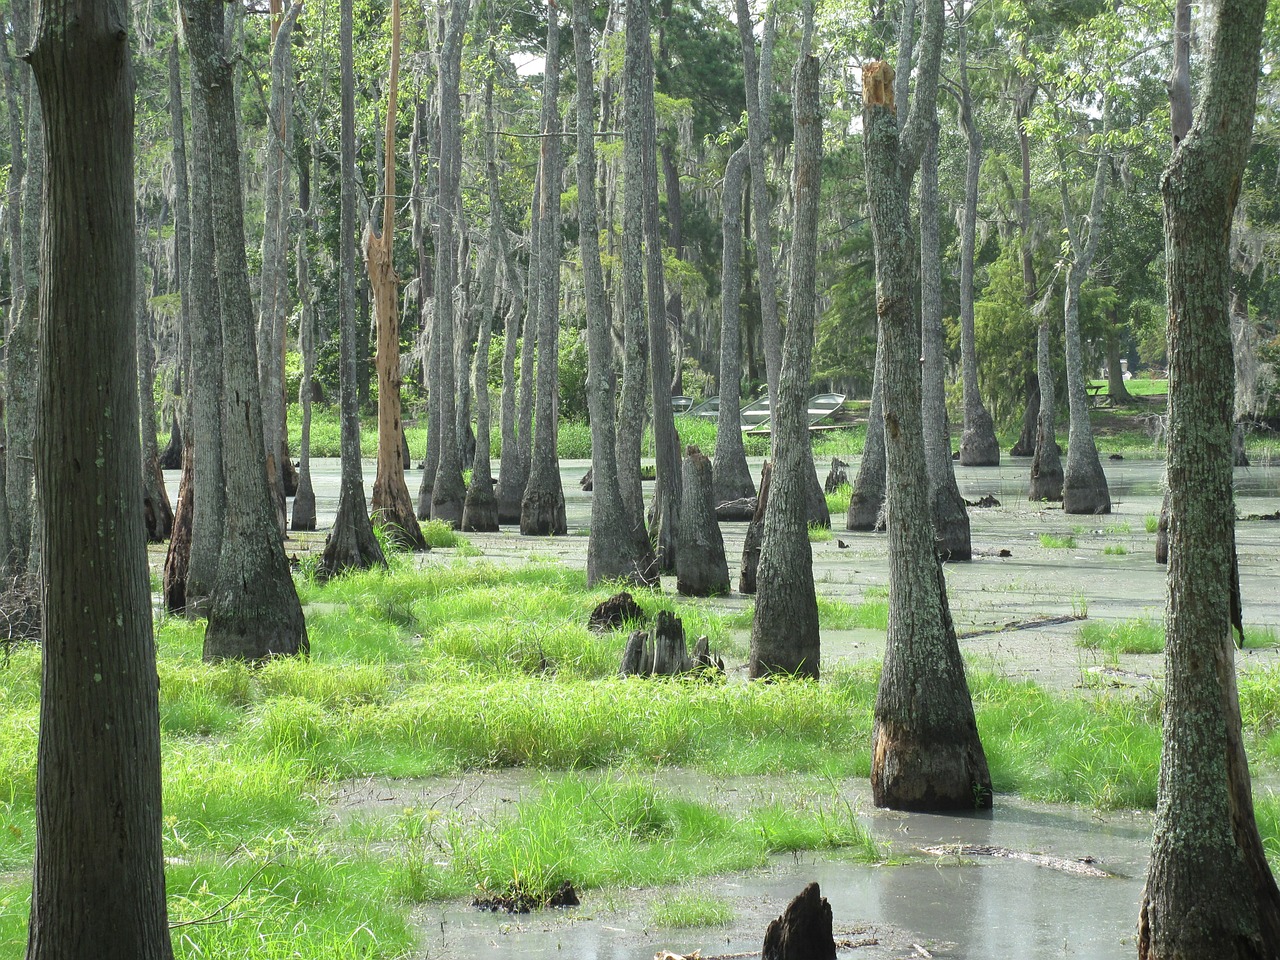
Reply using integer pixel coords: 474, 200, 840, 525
4, 555, 1280, 957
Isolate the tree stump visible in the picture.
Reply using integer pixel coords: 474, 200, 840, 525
677, 446, 730, 596
618, 610, 723, 678
761, 882, 837, 960
588, 591, 647, 632
823, 457, 848, 494
739, 460, 772, 594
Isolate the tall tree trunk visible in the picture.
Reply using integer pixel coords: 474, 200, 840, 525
26, 0, 173, 951
631, 0, 681, 569
367, 0, 427, 550
750, 53, 821, 679
1139, 2, 1280, 955
733, 0, 781, 400
1027, 317, 1063, 501
1010, 374, 1039, 457
493, 228, 527, 524
862, 0, 990, 812
257, 1, 300, 529
320, 0, 387, 578
162, 36, 195, 613
1060, 107, 1112, 515
919, 114, 970, 560
0, 26, 24, 570
616, 0, 650, 547
954, 12, 998, 466
182, 11, 224, 615
137, 247, 174, 542
183, 0, 308, 661
847, 327, 886, 531
429, 0, 470, 527
575, 0, 654, 583
1104, 317, 1133, 404
291, 231, 317, 531
520, 2, 567, 536
712, 145, 756, 508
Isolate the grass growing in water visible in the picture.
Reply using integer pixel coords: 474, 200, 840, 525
825, 482, 851, 517
808, 524, 833, 543
1079, 619, 1280, 657
1144, 515, 1160, 533
1103, 544, 1128, 556
650, 892, 735, 928
1039, 533, 1077, 549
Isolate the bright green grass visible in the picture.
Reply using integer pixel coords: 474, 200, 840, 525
650, 891, 735, 928
808, 524, 833, 543
420, 519, 468, 550
1077, 619, 1165, 655
825, 482, 851, 517
1103, 544, 1128, 556
1144, 515, 1160, 533
1089, 378, 1168, 398
724, 588, 887, 634
1039, 533, 1077, 549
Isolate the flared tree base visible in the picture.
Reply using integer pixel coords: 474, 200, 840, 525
959, 408, 1000, 466
1063, 454, 1112, 515
461, 479, 499, 532
846, 489, 886, 531
520, 484, 567, 536
932, 484, 972, 562
320, 495, 387, 581
372, 475, 428, 550
871, 718, 992, 811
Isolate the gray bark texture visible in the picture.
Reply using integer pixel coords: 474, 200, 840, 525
919, 118, 971, 560
291, 231, 317, 532
954, 15, 998, 466
494, 222, 528, 524
847, 328, 886, 531
429, 0, 470, 527
739, 460, 771, 595
1060, 107, 1112, 515
520, 4, 567, 536
182, 8, 224, 614
1138, 2, 1280, 956
1027, 318, 1063, 501
676, 447, 729, 597
575, 0, 654, 583
712, 145, 757, 508
137, 251, 173, 543
749, 55, 822, 680
761, 883, 836, 960
734, 0, 782, 400
320, 0, 386, 579
862, 4, 990, 811
616, 1, 650, 546
184, 0, 307, 661
25, 0, 174, 952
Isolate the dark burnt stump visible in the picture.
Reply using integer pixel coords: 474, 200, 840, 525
677, 446, 730, 597
824, 457, 848, 494
739, 461, 772, 595
762, 882, 837, 960
619, 610, 724, 678
588, 591, 647, 632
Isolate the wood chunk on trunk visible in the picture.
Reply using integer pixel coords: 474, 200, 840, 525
589, 591, 647, 632
762, 882, 837, 960
739, 460, 772, 594
677, 446, 730, 597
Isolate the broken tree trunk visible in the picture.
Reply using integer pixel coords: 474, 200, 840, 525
762, 882, 837, 960
676, 446, 729, 597
619, 610, 723, 677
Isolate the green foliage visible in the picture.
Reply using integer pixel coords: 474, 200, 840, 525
1077, 618, 1164, 655
649, 892, 735, 929
1038, 533, 1077, 549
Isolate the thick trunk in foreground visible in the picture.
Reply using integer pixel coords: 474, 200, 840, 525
863, 46, 990, 812
1138, 2, 1280, 955
321, 0, 386, 579
26, 3, 173, 954
750, 54, 822, 679
184, 0, 307, 661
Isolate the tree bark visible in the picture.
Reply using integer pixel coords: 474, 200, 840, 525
26, 0, 173, 951
291, 231, 317, 531
712, 145, 757, 508
575, 0, 654, 583
320, 0, 387, 579
919, 113, 970, 560
750, 54, 822, 679
137, 248, 174, 543
954, 12, 998, 466
367, 0, 427, 551
429, 0, 470, 528
520, 2, 568, 536
1138, 2, 1280, 956
676, 446, 729, 597
761, 883, 836, 960
183, 0, 308, 661
739, 460, 771, 595
847, 328, 886, 531
1027, 318, 1064, 502
863, 18, 990, 810
494, 240, 527, 524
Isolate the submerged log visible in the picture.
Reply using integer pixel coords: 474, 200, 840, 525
738, 460, 772, 594
676, 446, 730, 596
618, 610, 724, 678
762, 882, 837, 960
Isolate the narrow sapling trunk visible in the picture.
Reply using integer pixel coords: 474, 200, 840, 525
862, 23, 990, 810
711, 145, 757, 508
1139, 2, 1280, 955
26, 0, 174, 952
749, 55, 823, 679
